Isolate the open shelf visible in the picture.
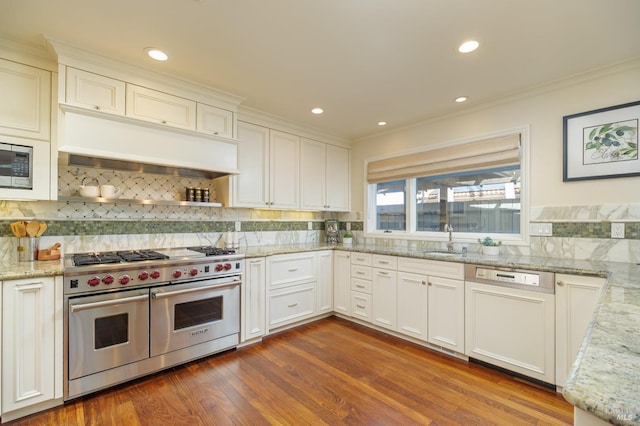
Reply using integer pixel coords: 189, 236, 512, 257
58, 196, 223, 208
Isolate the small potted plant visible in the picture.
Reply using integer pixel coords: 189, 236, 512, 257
342, 230, 353, 245
478, 237, 501, 255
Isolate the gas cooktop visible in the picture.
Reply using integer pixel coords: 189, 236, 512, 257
66, 246, 242, 269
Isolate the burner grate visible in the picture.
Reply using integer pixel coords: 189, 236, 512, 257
73, 250, 170, 266
73, 253, 123, 266
116, 250, 170, 262
187, 246, 236, 256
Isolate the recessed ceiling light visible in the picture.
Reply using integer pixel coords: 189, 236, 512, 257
145, 48, 168, 61
455, 96, 468, 103
311, 107, 324, 114
378, 121, 387, 126
458, 40, 479, 53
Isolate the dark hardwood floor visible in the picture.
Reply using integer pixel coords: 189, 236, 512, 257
9, 317, 573, 425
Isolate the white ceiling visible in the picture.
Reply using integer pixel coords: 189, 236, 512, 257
1, 0, 640, 140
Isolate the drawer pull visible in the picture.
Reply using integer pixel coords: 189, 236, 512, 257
378, 271, 389, 276
356, 304, 365, 309
288, 268, 298, 272
288, 303, 298, 308
557, 280, 565, 287
378, 260, 389, 264
356, 257, 365, 261
356, 284, 365, 288
356, 271, 365, 275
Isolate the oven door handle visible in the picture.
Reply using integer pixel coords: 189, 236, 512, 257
151, 280, 241, 299
70, 294, 150, 313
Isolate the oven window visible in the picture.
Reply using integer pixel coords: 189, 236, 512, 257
174, 296, 222, 330
95, 313, 129, 349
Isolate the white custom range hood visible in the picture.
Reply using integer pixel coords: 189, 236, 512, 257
59, 111, 239, 178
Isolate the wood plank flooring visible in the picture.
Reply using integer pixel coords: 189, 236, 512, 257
9, 317, 573, 425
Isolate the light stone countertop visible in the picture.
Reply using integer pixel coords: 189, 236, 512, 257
1, 242, 637, 425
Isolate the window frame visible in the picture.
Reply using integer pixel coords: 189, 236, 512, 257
364, 127, 530, 246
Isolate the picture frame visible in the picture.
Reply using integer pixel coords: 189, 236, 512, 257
563, 100, 640, 181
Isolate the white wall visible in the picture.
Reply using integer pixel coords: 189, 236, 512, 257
350, 60, 640, 215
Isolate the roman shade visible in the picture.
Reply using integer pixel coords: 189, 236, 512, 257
367, 134, 521, 183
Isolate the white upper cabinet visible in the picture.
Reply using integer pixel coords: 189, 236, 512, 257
232, 121, 270, 208
325, 144, 350, 211
65, 67, 125, 115
196, 103, 233, 138
231, 123, 299, 209
126, 84, 196, 130
300, 138, 350, 211
0, 58, 51, 140
269, 130, 300, 209
300, 138, 326, 210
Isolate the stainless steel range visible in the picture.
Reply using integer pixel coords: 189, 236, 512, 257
63, 246, 243, 400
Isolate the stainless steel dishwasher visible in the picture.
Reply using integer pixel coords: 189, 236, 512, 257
464, 264, 556, 385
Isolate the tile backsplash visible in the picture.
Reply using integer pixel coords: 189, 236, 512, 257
0, 163, 638, 265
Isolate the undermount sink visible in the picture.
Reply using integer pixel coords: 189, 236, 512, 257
422, 250, 463, 257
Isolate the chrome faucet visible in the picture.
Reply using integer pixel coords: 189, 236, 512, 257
444, 224, 454, 252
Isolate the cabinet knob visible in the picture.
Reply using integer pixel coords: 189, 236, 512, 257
557, 280, 565, 287
94, 106, 100, 110
427, 281, 432, 286
422, 280, 427, 286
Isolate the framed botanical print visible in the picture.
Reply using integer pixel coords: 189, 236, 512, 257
563, 100, 639, 181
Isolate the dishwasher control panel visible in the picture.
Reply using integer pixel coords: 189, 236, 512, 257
465, 264, 555, 294
474, 268, 540, 286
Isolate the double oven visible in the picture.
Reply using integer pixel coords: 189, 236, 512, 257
63, 247, 243, 400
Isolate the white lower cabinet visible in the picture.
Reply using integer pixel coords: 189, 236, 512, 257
268, 284, 316, 329
242, 258, 266, 342
333, 251, 351, 316
372, 266, 397, 331
350, 291, 372, 322
350, 253, 372, 322
316, 251, 333, 314
555, 273, 606, 388
396, 259, 464, 353
427, 276, 464, 353
266, 252, 320, 331
397, 272, 428, 340
2, 276, 63, 422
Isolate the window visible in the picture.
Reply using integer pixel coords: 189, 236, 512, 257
414, 166, 520, 234
366, 131, 526, 241
375, 180, 406, 231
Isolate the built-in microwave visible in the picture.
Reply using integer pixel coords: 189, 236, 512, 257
0, 142, 33, 189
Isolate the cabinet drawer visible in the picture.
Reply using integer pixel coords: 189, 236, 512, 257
351, 252, 372, 266
372, 254, 397, 270
269, 284, 315, 328
397, 257, 464, 280
351, 291, 372, 322
351, 265, 372, 280
351, 278, 372, 294
268, 253, 315, 289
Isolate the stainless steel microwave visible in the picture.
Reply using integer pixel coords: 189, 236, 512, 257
0, 143, 33, 189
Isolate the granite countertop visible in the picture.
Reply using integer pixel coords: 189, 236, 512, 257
0, 257, 64, 281
1, 242, 637, 425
